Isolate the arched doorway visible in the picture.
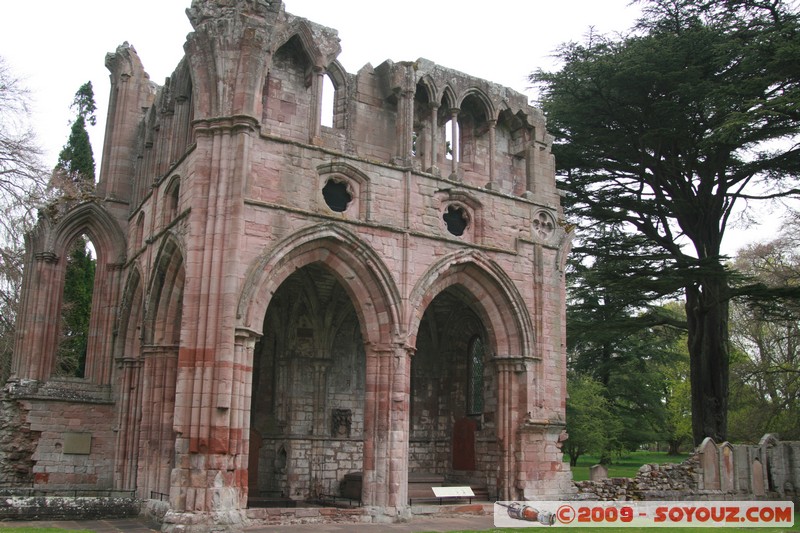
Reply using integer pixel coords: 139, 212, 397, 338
248, 263, 365, 505
409, 285, 496, 500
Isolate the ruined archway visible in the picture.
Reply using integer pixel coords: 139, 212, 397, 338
113, 266, 145, 491
137, 236, 184, 500
408, 250, 534, 500
239, 224, 403, 508
410, 285, 495, 497
249, 262, 366, 503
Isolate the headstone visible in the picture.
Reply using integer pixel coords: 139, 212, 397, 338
734, 446, 751, 492
752, 458, 766, 496
720, 442, 734, 492
699, 437, 720, 490
589, 464, 608, 481
452, 417, 477, 470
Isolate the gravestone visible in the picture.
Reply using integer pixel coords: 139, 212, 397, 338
699, 437, 720, 490
752, 458, 766, 496
720, 442, 734, 493
589, 464, 608, 481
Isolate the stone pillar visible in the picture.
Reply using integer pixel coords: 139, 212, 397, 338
427, 104, 439, 175
86, 262, 125, 384
518, 417, 574, 500
362, 343, 411, 516
98, 43, 155, 202
392, 62, 416, 166
12, 251, 61, 381
167, 117, 257, 526
486, 119, 497, 188
309, 67, 324, 144
494, 357, 523, 501
139, 345, 178, 500
114, 357, 143, 491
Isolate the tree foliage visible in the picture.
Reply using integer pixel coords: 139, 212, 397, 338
53, 81, 96, 190
533, 0, 800, 445
567, 233, 692, 454
53, 237, 95, 378
51, 83, 98, 378
565, 374, 623, 466
728, 233, 800, 441
0, 56, 48, 383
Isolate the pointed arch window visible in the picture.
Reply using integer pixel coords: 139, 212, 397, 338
54, 234, 96, 378
467, 335, 484, 415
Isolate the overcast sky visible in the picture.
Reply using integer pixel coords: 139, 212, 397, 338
0, 1, 781, 251
0, 0, 642, 166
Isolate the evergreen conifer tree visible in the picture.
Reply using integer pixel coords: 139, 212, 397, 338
52, 82, 98, 377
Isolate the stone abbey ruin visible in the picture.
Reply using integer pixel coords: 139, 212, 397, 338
1, 0, 575, 528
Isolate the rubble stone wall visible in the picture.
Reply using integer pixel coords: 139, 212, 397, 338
574, 436, 800, 504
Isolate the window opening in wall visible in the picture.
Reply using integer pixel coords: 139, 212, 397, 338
322, 178, 352, 212
136, 213, 145, 248
467, 335, 485, 415
167, 179, 180, 221
54, 234, 96, 378
445, 120, 454, 160
321, 74, 335, 128
443, 205, 468, 236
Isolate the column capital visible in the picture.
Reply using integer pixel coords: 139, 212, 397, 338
493, 355, 539, 372
35, 251, 58, 263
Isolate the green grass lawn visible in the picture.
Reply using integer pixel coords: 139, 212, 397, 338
439, 527, 799, 533
0, 530, 93, 533
566, 450, 692, 481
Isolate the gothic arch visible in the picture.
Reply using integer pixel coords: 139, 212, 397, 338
408, 249, 533, 357
274, 19, 341, 69
457, 88, 495, 120
48, 202, 126, 265
238, 223, 402, 347
144, 235, 185, 346
440, 85, 457, 112
326, 60, 347, 90
113, 264, 145, 491
115, 265, 145, 360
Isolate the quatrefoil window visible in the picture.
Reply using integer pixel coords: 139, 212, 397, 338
533, 211, 555, 239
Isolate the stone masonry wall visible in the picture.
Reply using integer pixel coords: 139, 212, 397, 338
0, 395, 39, 485
23, 398, 115, 489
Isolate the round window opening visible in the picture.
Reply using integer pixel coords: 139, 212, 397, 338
322, 179, 352, 212
443, 205, 468, 236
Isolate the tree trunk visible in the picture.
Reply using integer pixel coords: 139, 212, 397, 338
667, 439, 682, 455
685, 271, 730, 446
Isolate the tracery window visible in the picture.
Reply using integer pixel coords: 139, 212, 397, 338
467, 335, 484, 415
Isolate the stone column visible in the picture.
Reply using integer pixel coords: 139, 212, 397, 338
362, 343, 411, 516
309, 67, 325, 144
486, 119, 497, 188
427, 104, 439, 175
139, 345, 178, 500
114, 357, 143, 491
86, 261, 125, 384
12, 251, 60, 381
493, 357, 524, 501
392, 62, 416, 166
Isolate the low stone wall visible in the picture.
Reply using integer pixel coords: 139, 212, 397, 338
574, 456, 700, 500
0, 496, 139, 520
574, 435, 800, 504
